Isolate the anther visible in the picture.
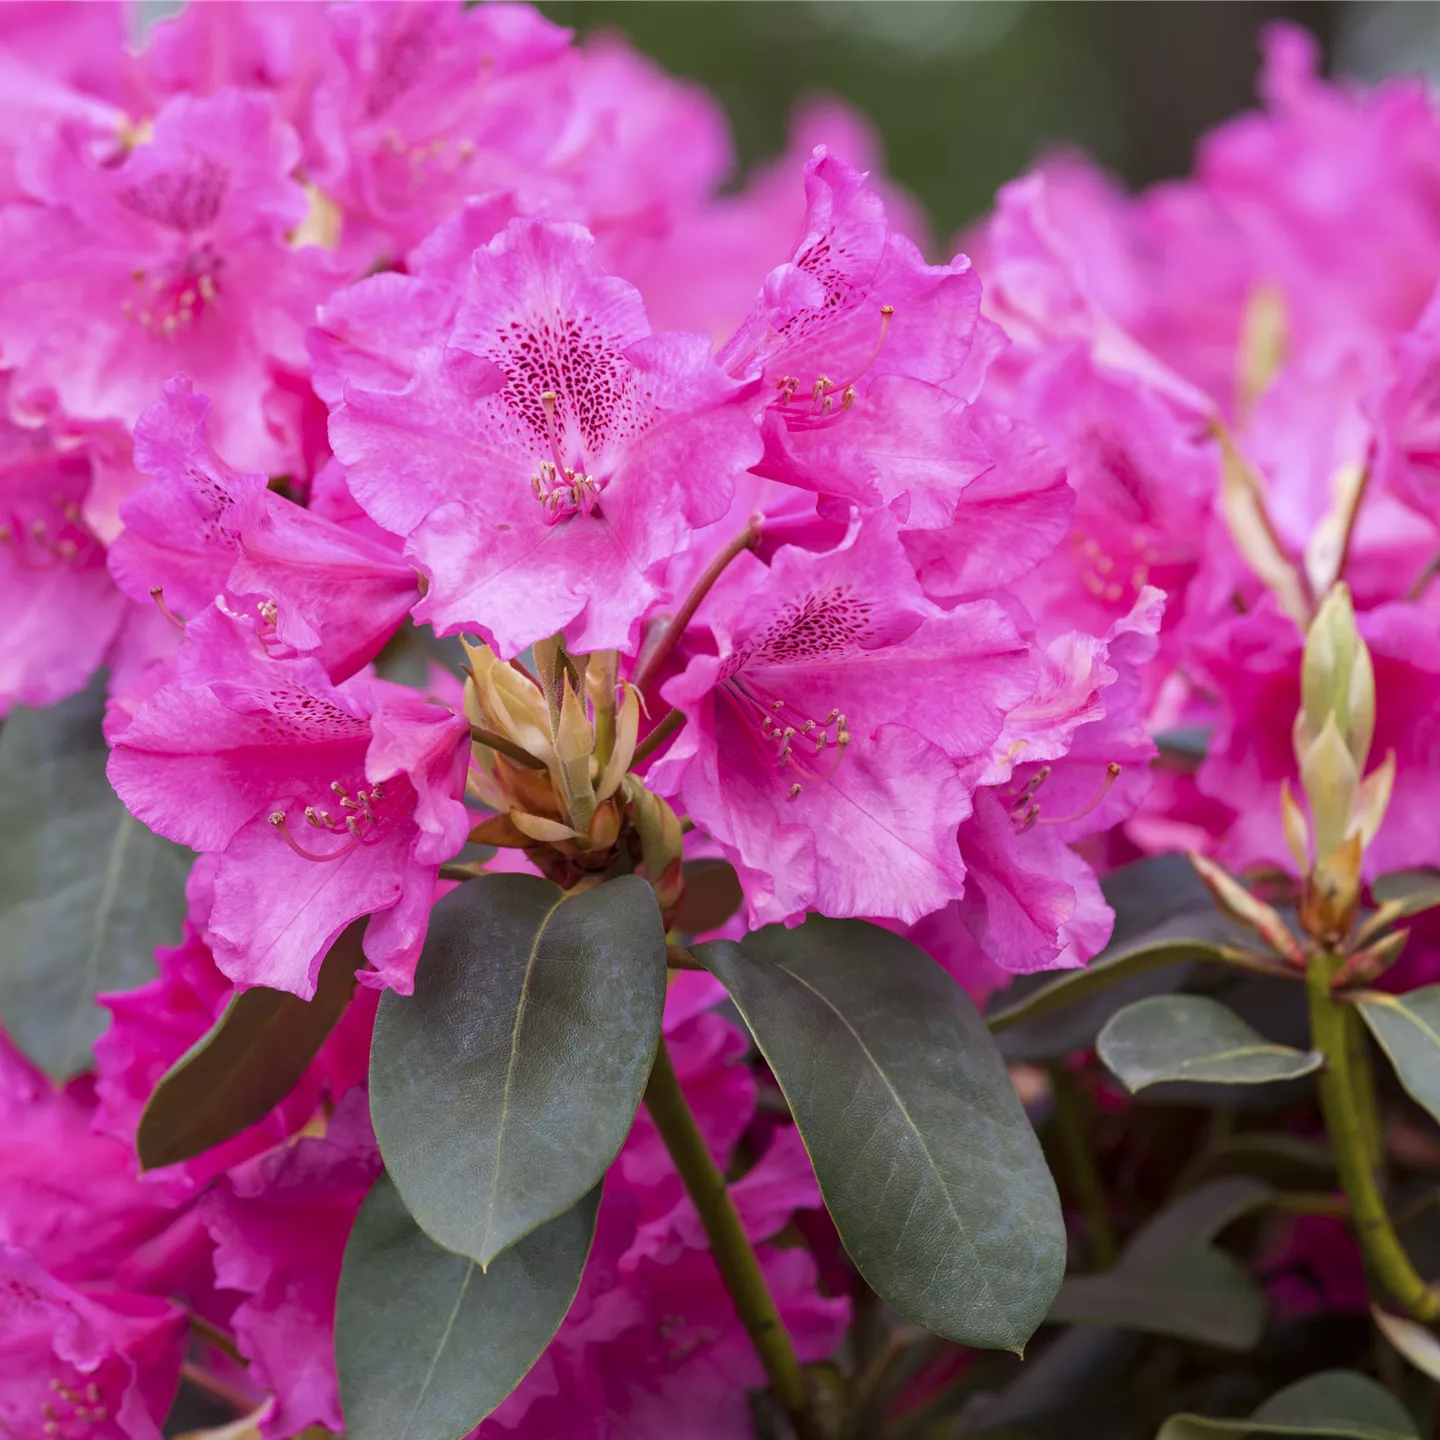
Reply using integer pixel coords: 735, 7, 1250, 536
787, 783, 803, 799
270, 810, 358, 862
1039, 763, 1122, 826
149, 586, 186, 630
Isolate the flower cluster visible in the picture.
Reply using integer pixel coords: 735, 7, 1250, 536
6, 6, 1440, 1439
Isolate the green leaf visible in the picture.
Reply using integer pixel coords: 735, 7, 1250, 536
1049, 1245, 1264, 1351
1371, 870, 1440, 920
1123, 1177, 1273, 1264
336, 1172, 598, 1440
1355, 986, 1440, 1128
987, 912, 1236, 1041
0, 680, 191, 1079
1155, 1370, 1419, 1439
136, 922, 363, 1170
695, 916, 1064, 1352
370, 873, 666, 1269
1372, 1305, 1440, 1383
1098, 995, 1323, 1091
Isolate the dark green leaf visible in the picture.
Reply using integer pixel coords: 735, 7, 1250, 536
696, 917, 1064, 1352
136, 922, 363, 1170
1123, 1177, 1273, 1265
0, 679, 190, 1078
987, 912, 1236, 1043
672, 858, 743, 936
370, 873, 666, 1268
1155, 1369, 1419, 1439
1104, 854, 1216, 942
1178, 1135, 1334, 1196
1098, 995, 1322, 1091
336, 1172, 598, 1440
1355, 987, 1440, 1128
1371, 870, 1440, 920
1049, 1245, 1264, 1351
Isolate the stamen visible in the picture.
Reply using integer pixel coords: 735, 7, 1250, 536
149, 586, 186, 630
540, 390, 568, 473
269, 811, 358, 862
1038, 763, 1122, 826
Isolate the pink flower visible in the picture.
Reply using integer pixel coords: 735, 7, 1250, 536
718, 150, 997, 524
0, 377, 127, 715
903, 591, 1162, 995
107, 605, 470, 997
0, 1245, 185, 1440
202, 1089, 381, 1440
307, 1, 571, 264
110, 378, 419, 681
330, 218, 761, 656
94, 860, 377, 1190
647, 516, 1033, 928
0, 88, 340, 474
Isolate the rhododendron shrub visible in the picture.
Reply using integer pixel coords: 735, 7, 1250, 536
5, 7, 1440, 1440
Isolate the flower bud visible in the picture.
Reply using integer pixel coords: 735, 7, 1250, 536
1297, 583, 1374, 774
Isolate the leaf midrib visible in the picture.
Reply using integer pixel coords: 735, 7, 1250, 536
479, 893, 567, 1263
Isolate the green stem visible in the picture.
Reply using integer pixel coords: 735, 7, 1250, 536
1307, 951, 1438, 1320
1045, 1061, 1117, 1270
631, 708, 686, 767
644, 1037, 824, 1440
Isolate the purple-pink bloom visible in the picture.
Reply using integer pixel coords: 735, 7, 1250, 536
647, 516, 1033, 928
110, 378, 419, 682
107, 605, 470, 997
330, 218, 760, 656
0, 377, 127, 714
0, 87, 340, 475
0, 1245, 185, 1440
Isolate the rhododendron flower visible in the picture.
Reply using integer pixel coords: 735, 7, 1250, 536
95, 860, 377, 1190
331, 218, 760, 656
0, 1246, 185, 1440
307, 1, 572, 263
0, 87, 338, 474
110, 378, 419, 681
108, 606, 469, 997
719, 150, 997, 523
0, 379, 127, 714
647, 517, 1033, 927
203, 1090, 380, 1440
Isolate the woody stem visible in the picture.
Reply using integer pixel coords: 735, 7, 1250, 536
643, 1036, 824, 1440
631, 709, 686, 768
1306, 950, 1439, 1320
633, 514, 762, 697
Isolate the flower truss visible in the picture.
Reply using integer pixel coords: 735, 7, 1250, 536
4, 8, 1440, 1440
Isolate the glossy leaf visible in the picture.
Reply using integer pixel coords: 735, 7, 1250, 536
1098, 995, 1322, 1092
1372, 1305, 1440, 1383
370, 873, 666, 1268
1355, 987, 1440, 1128
0, 679, 190, 1078
1124, 1177, 1273, 1264
1049, 1245, 1264, 1351
696, 916, 1064, 1351
1371, 869, 1440, 919
1155, 1369, 1419, 1439
136, 922, 363, 1170
336, 1172, 599, 1440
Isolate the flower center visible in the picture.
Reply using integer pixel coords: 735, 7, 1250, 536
530, 388, 601, 524
1006, 762, 1122, 832
720, 671, 851, 801
40, 1377, 110, 1437
0, 495, 100, 571
771, 304, 892, 434
268, 778, 391, 862
120, 248, 222, 337
1072, 528, 1160, 606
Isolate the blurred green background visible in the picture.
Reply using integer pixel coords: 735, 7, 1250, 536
538, 1, 1356, 243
